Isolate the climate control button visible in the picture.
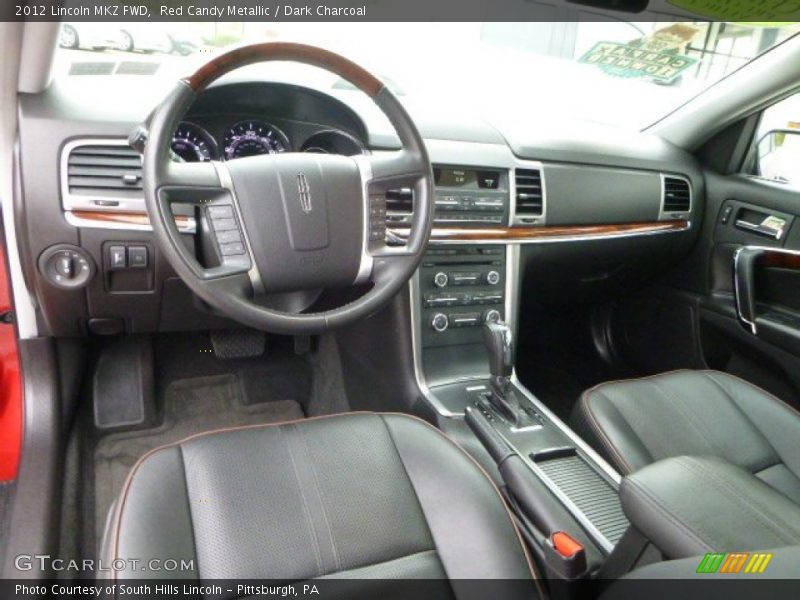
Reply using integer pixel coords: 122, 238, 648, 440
433, 272, 449, 288
484, 309, 502, 324
431, 313, 449, 332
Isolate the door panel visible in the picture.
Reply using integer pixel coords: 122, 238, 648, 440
699, 170, 800, 409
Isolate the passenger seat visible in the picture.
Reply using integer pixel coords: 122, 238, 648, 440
571, 369, 800, 504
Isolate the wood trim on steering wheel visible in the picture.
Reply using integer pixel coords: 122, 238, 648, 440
182, 42, 385, 97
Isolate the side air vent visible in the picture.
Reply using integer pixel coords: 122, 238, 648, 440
662, 176, 691, 213
385, 187, 413, 214
514, 168, 544, 218
66, 143, 142, 199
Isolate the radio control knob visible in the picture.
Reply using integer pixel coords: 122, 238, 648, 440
484, 309, 502, 324
433, 272, 449, 288
431, 313, 449, 332
486, 270, 501, 286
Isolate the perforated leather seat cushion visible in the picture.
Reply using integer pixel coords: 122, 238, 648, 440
572, 370, 800, 503
102, 413, 541, 597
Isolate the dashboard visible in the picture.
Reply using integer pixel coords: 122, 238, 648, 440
16, 77, 704, 338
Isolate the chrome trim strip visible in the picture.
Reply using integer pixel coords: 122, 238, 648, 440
659, 173, 693, 222
733, 246, 758, 335
213, 161, 265, 295
60, 137, 147, 213
353, 154, 375, 284
505, 244, 520, 343
64, 210, 197, 233
409, 270, 461, 417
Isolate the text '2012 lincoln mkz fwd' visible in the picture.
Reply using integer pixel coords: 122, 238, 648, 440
2, 9, 800, 599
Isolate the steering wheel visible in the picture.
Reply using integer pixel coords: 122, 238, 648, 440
142, 43, 433, 335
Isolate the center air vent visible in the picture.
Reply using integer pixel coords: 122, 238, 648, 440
64, 142, 143, 206
514, 168, 544, 220
662, 176, 691, 213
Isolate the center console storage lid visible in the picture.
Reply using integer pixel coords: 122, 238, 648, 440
619, 455, 800, 559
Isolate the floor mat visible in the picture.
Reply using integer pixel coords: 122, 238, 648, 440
93, 374, 304, 542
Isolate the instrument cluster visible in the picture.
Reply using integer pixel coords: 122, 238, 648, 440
170, 119, 366, 163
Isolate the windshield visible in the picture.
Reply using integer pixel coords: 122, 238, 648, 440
54, 21, 800, 130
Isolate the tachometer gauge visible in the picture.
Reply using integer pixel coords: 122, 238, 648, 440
223, 121, 290, 159
171, 122, 217, 163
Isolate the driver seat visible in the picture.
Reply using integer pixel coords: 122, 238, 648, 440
100, 412, 541, 595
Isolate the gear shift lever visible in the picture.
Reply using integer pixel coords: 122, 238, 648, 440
483, 321, 523, 426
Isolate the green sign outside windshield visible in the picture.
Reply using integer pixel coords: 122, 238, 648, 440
668, 0, 800, 21
579, 41, 698, 84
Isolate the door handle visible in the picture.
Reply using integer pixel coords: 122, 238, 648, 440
733, 246, 765, 334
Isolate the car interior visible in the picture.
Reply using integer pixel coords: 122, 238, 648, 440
2, 15, 800, 598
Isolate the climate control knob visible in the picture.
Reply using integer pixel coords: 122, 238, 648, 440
484, 309, 502, 324
433, 272, 449, 288
431, 313, 449, 332
486, 270, 501, 286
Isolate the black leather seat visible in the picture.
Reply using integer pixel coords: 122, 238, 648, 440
101, 412, 541, 595
572, 369, 800, 503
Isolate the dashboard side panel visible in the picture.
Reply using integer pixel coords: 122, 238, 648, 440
542, 165, 661, 225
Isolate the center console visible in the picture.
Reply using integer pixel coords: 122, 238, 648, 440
409, 162, 630, 579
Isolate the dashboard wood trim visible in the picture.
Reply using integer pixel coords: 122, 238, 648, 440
71, 210, 191, 229
390, 220, 690, 242
70, 212, 690, 243
761, 250, 800, 270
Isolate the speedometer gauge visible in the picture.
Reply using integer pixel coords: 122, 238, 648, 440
171, 122, 217, 162
223, 121, 290, 159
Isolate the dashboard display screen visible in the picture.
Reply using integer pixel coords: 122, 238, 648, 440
434, 167, 500, 189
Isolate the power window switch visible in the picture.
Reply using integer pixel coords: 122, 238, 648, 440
720, 205, 734, 225
108, 246, 127, 270
128, 246, 148, 269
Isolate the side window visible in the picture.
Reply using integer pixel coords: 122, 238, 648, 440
753, 93, 800, 185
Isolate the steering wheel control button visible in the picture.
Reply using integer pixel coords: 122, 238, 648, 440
486, 270, 501, 286
128, 246, 148, 269
211, 217, 239, 232
368, 195, 387, 242
215, 229, 243, 244
433, 272, 449, 288
207, 205, 235, 219
109, 246, 127, 270
431, 313, 449, 332
38, 244, 96, 290
220, 242, 246, 257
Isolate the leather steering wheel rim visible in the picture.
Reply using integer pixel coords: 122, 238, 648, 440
142, 42, 434, 335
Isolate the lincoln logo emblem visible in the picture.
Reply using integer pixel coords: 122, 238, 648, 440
297, 173, 312, 213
